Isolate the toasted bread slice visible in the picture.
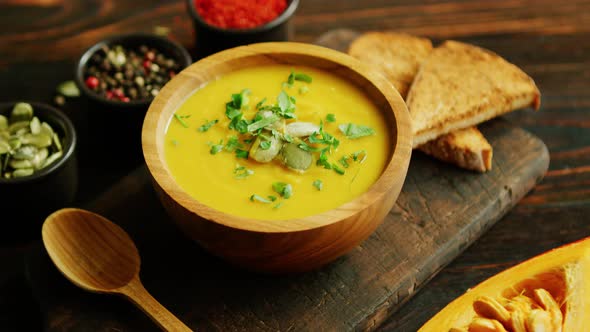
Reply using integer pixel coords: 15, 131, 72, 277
348, 31, 433, 98
418, 126, 492, 172
348, 32, 494, 172
407, 40, 541, 147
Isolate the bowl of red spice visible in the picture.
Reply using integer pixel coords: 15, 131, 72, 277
187, 0, 299, 58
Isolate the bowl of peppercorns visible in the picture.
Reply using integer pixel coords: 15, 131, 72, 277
187, 0, 300, 58
75, 33, 192, 109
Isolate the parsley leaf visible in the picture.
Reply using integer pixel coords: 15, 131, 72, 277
326, 113, 336, 123
197, 119, 218, 132
332, 163, 345, 175
313, 179, 323, 191
338, 123, 376, 139
225, 136, 243, 152
235, 149, 249, 159
234, 165, 254, 179
174, 114, 189, 128
339, 156, 350, 168
250, 194, 272, 203
272, 182, 293, 199
294, 73, 312, 83
256, 97, 267, 110
209, 140, 223, 155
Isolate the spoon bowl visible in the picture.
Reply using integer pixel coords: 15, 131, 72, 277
42, 208, 191, 331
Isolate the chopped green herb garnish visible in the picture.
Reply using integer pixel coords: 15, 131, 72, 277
272, 182, 293, 199
338, 123, 376, 139
299, 86, 309, 95
287, 71, 295, 87
235, 149, 249, 159
326, 113, 336, 123
268, 195, 277, 202
209, 140, 223, 155
225, 135, 243, 152
232, 89, 251, 109
259, 140, 272, 150
351, 150, 368, 163
294, 73, 313, 83
197, 119, 218, 132
234, 165, 254, 179
174, 114, 189, 128
256, 98, 267, 110
273, 202, 284, 209
332, 163, 345, 175
282, 133, 294, 143
313, 179, 323, 191
243, 138, 253, 144
316, 149, 332, 169
339, 156, 350, 168
247, 114, 280, 132
277, 91, 297, 118
250, 194, 272, 203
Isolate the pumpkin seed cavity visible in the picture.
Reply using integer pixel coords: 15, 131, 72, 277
0, 103, 65, 179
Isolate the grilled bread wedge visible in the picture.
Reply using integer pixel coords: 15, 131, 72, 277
348, 31, 432, 98
407, 40, 541, 148
349, 32, 494, 172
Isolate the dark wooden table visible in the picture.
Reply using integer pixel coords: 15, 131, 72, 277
1, 1, 589, 331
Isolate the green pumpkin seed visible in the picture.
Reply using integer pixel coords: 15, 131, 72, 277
21, 133, 52, 148
0, 140, 9, 154
30, 116, 41, 134
10, 159, 33, 169
8, 121, 30, 134
13, 145, 38, 160
41, 151, 62, 169
8, 137, 21, 150
249, 134, 282, 163
10, 102, 33, 122
53, 133, 62, 151
281, 143, 312, 172
13, 168, 34, 177
285, 122, 320, 137
56, 80, 80, 97
32, 148, 48, 169
41, 122, 54, 137
2, 103, 65, 179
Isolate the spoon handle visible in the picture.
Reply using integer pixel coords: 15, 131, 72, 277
121, 277, 193, 332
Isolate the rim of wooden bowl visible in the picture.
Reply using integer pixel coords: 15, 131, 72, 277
142, 42, 412, 233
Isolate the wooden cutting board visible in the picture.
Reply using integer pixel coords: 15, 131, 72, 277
26, 31, 549, 332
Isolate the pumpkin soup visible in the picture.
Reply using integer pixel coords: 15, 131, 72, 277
164, 65, 390, 220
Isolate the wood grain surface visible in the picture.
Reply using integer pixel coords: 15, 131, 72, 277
27, 118, 547, 331
1, 1, 589, 331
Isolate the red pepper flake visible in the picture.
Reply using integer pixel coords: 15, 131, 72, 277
142, 60, 152, 71
195, 0, 287, 29
120, 97, 130, 103
85, 76, 99, 90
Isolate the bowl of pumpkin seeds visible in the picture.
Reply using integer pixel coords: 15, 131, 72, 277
0, 102, 77, 237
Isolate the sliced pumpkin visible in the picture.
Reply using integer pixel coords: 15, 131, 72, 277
419, 237, 590, 332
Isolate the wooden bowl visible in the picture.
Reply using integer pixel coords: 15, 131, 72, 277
142, 42, 412, 273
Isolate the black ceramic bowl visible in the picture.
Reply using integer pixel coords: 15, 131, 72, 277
75, 33, 192, 110
186, 0, 300, 58
0, 102, 77, 243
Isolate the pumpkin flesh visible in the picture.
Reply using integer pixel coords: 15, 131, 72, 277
419, 238, 590, 332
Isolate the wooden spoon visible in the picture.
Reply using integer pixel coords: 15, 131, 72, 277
42, 208, 192, 332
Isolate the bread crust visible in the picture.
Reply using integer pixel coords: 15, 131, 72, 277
407, 40, 541, 147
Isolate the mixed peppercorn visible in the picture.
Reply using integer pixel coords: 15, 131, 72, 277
83, 44, 180, 102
